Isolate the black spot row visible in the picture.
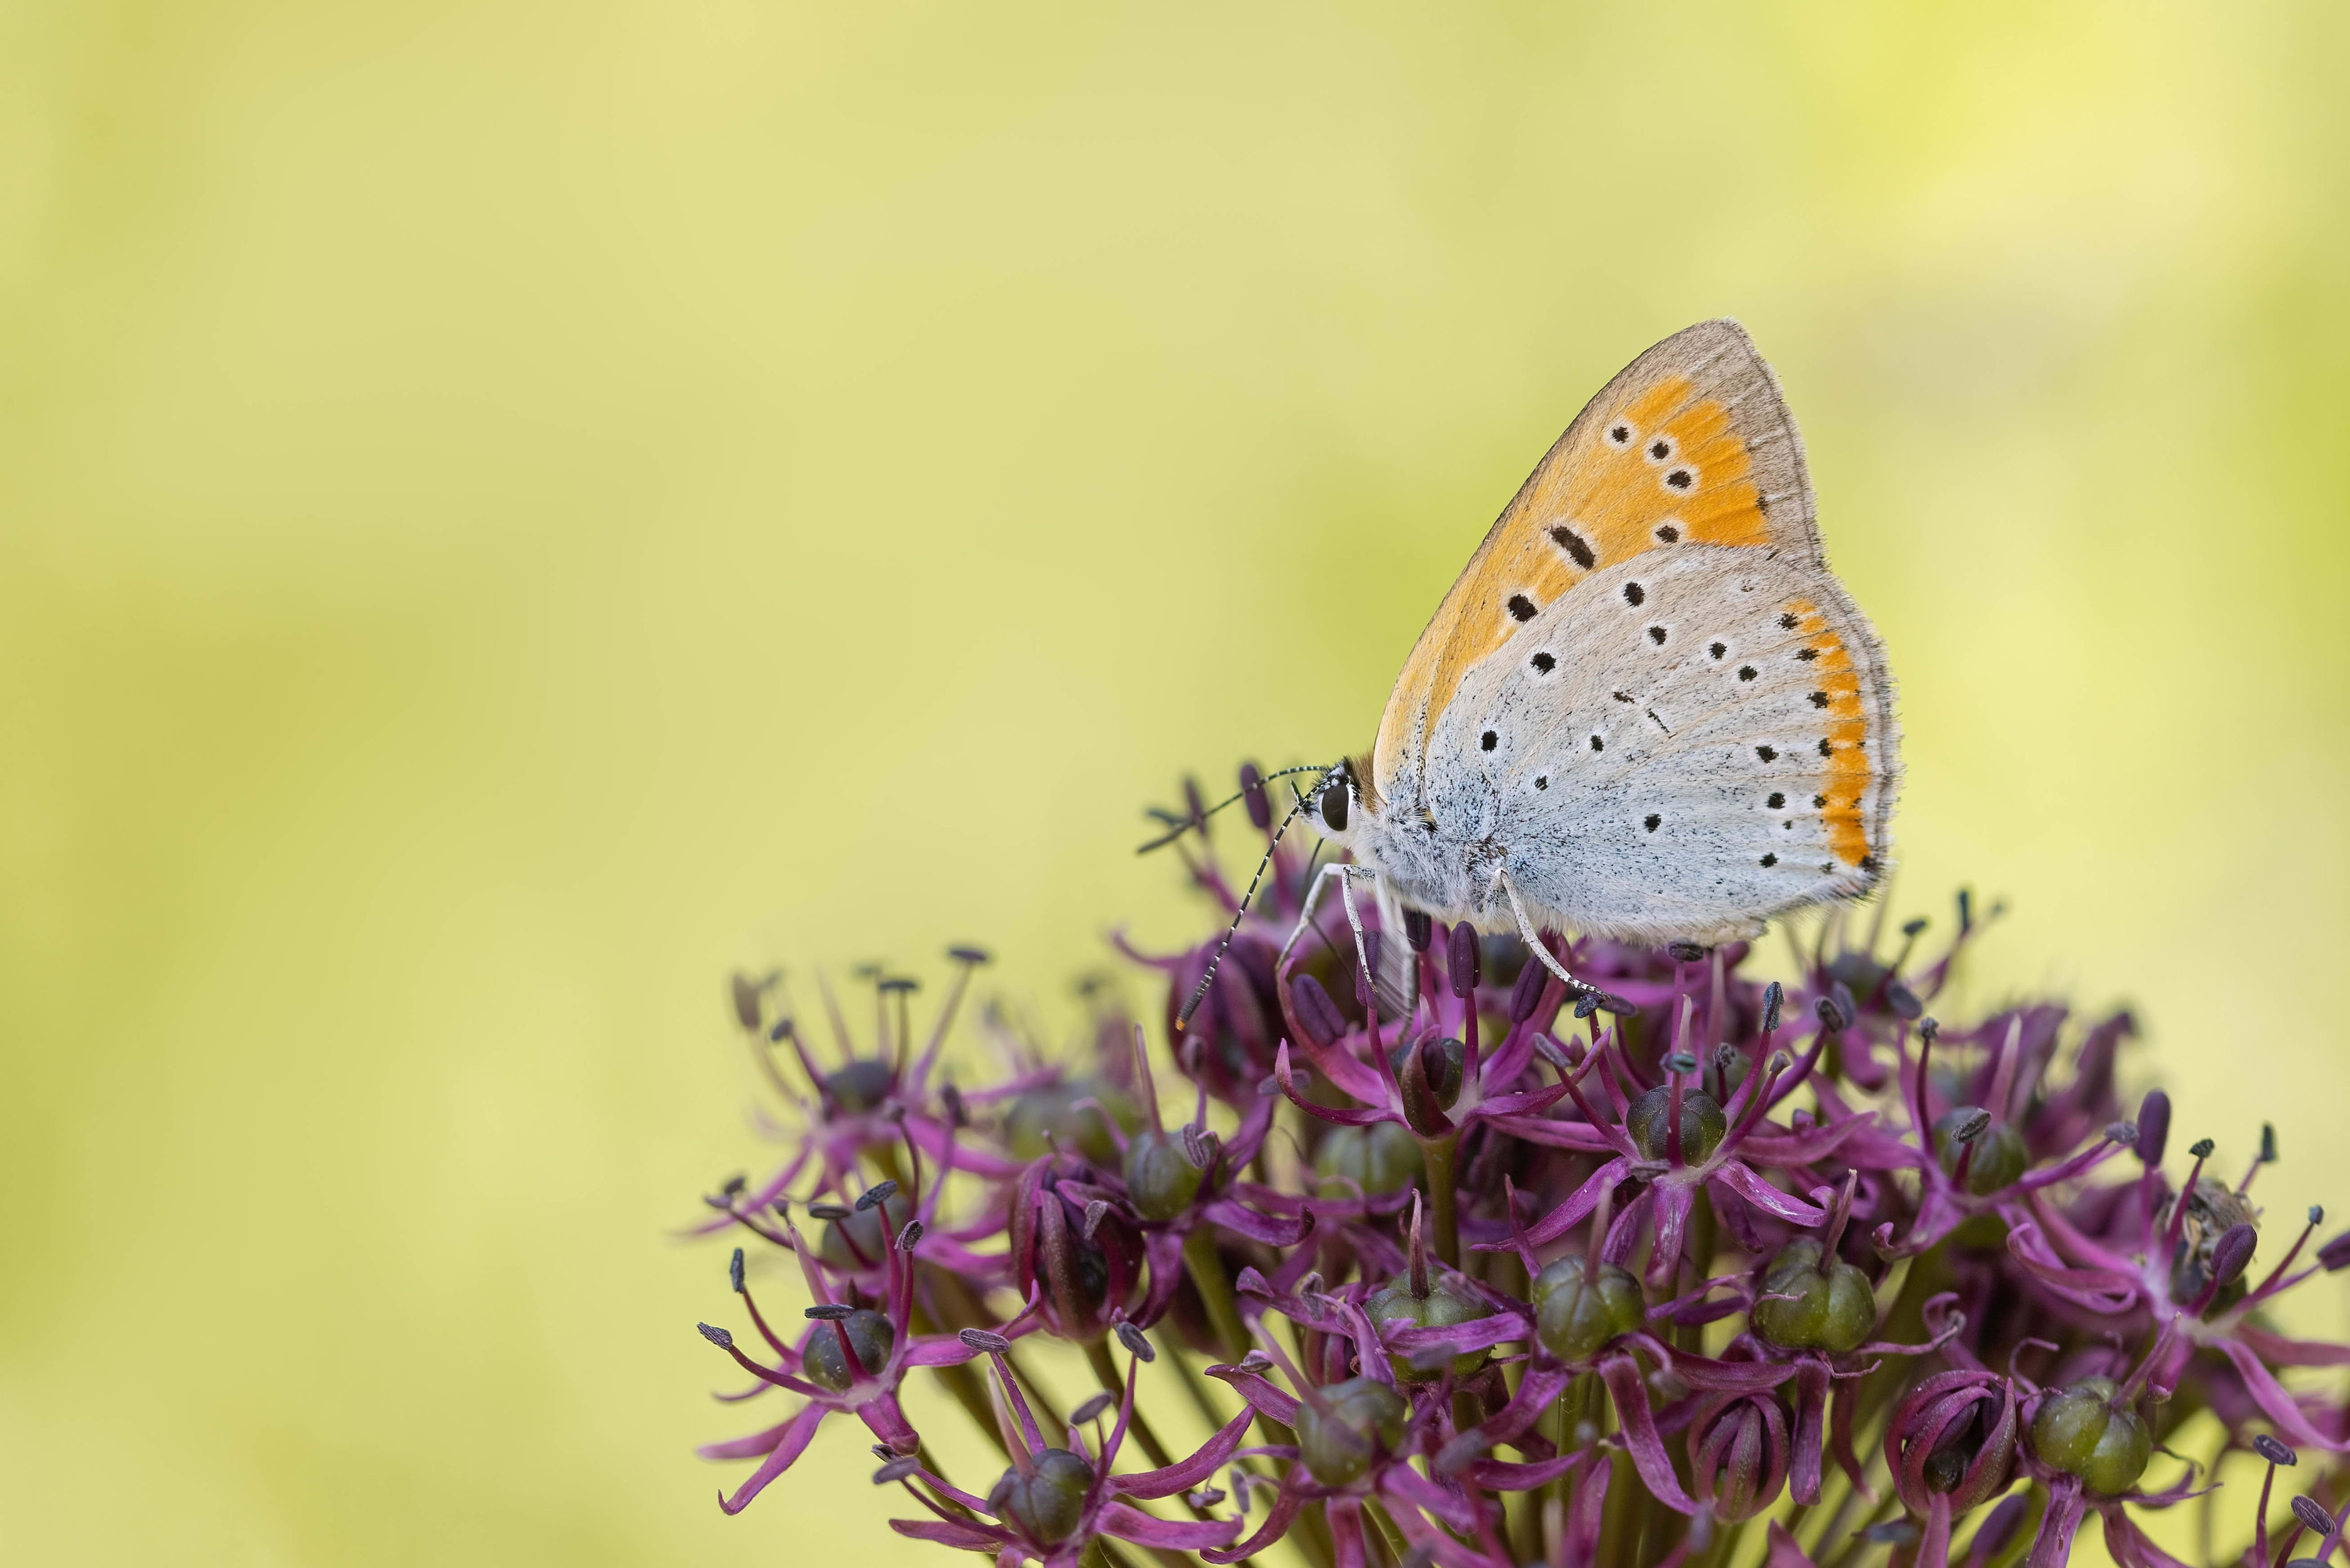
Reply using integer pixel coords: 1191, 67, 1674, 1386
1507, 593, 1538, 623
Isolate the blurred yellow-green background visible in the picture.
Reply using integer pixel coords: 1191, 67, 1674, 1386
4, 2, 2348, 1562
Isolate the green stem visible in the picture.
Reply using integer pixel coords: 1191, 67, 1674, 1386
1420, 1133, 1461, 1267
1184, 1227, 1256, 1364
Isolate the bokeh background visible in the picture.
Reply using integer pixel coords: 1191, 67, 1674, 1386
4, 1, 2348, 1562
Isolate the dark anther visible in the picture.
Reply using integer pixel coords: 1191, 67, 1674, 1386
1082, 1199, 1111, 1240
2136, 1090, 2170, 1167
806, 1303, 855, 1320
768, 1018, 793, 1043
940, 1081, 968, 1128
1573, 993, 1603, 1020
959, 1328, 1012, 1353
1116, 1321, 1157, 1361
2312, 1206, 2326, 1226
1071, 1391, 1117, 1425
2319, 1233, 2350, 1272
1598, 992, 1636, 1015
729, 1247, 746, 1293
1863, 1523, 1920, 1546
2105, 1122, 2139, 1148
1239, 762, 1272, 831
2210, 1223, 2258, 1287
1919, 1016, 1939, 1045
1182, 1124, 1220, 1170
730, 973, 766, 1031
1404, 909, 1433, 952
2256, 1434, 2300, 1467
698, 1322, 734, 1349
1886, 982, 1923, 1019
897, 1220, 925, 1251
872, 1456, 923, 1485
702, 1193, 735, 1211
1448, 922, 1480, 996
1902, 917, 1929, 937
1509, 958, 1549, 1022
807, 1202, 851, 1221
879, 976, 917, 995
2190, 1138, 2216, 1160
856, 1180, 901, 1211
1762, 981, 1783, 1033
1236, 1350, 1274, 1373
948, 945, 993, 964
2261, 1123, 2279, 1163
721, 1173, 747, 1195
1816, 994, 1848, 1032
1667, 940, 1707, 962
1290, 974, 1348, 1049
2293, 1496, 2334, 1535
1664, 1051, 1699, 1074
1948, 1108, 1993, 1144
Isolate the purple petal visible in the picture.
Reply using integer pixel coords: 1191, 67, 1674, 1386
716, 1404, 828, 1515
1710, 1163, 1829, 1225
1207, 1364, 1302, 1427
2239, 1325, 2350, 1368
1518, 1157, 1633, 1248
1383, 1311, 1533, 1357
1203, 1197, 1313, 1247
1113, 1406, 1257, 1498
1204, 1474, 1305, 1563
1765, 1521, 1823, 1568
2219, 1338, 2350, 1451
1480, 1112, 1622, 1153
1101, 1501, 1241, 1550
1599, 1351, 1696, 1514
890, 1518, 1012, 1552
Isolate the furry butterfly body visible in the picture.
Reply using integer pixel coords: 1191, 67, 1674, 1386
1309, 321, 1898, 950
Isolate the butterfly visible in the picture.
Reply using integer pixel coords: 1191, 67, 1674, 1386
1296, 320, 1899, 996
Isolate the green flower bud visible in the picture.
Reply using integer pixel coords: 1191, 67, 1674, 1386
1123, 1129, 1204, 1220
1364, 1274, 1492, 1381
819, 1190, 914, 1271
1626, 1085, 1727, 1165
2028, 1377, 2152, 1497
1932, 1106, 2028, 1194
1296, 1377, 1409, 1487
1530, 1255, 1646, 1361
801, 1308, 896, 1390
1751, 1239, 1876, 1354
1005, 1079, 1138, 1166
990, 1449, 1095, 1544
1313, 1122, 1423, 1199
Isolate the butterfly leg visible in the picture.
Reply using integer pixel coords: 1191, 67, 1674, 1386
1276, 862, 1348, 975
1498, 872, 1592, 998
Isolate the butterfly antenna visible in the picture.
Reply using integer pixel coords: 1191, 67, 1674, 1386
1135, 764, 1333, 854
1174, 773, 1332, 1032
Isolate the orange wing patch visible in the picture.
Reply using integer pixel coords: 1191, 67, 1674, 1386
1374, 365, 1788, 793
1785, 598, 1875, 869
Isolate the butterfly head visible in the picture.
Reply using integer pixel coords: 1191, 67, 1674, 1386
1304, 757, 1373, 845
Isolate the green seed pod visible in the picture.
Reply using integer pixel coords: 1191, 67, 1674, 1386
823, 1058, 897, 1114
1625, 1085, 1728, 1165
819, 1190, 914, 1271
1005, 1079, 1139, 1166
1296, 1377, 1410, 1487
990, 1448, 1095, 1545
800, 1308, 896, 1391
1123, 1129, 1204, 1220
1313, 1122, 1423, 1198
1364, 1274, 1493, 1381
2028, 1377, 2153, 1497
1530, 1255, 1647, 1361
1751, 1239, 1877, 1354
1932, 1106, 2028, 1194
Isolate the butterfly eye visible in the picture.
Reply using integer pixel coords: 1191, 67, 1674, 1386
1319, 781, 1350, 833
